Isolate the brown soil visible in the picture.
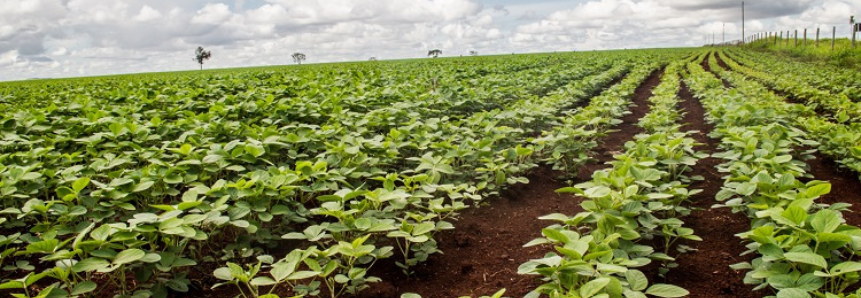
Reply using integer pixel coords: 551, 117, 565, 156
579, 68, 663, 178
713, 52, 731, 71
355, 166, 581, 298
668, 81, 761, 298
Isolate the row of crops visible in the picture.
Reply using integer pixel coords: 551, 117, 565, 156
0, 51, 697, 298
687, 50, 861, 298
712, 50, 861, 181
518, 60, 702, 298
506, 46, 861, 298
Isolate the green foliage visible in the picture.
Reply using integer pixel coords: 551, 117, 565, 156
686, 50, 861, 298
744, 37, 861, 70
0, 51, 693, 297
519, 61, 697, 297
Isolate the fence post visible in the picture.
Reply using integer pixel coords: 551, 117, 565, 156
803, 28, 807, 47
832, 26, 836, 51
816, 27, 820, 47
787, 30, 791, 46
774, 31, 778, 46
854, 23, 857, 48
794, 29, 798, 47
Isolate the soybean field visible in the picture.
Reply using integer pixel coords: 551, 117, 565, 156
2, 48, 861, 298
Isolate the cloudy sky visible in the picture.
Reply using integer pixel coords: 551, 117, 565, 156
1, 0, 859, 81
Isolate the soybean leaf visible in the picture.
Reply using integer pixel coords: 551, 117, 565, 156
113, 249, 145, 266
70, 281, 98, 296
776, 288, 810, 298
580, 278, 611, 298
784, 252, 827, 269
810, 210, 840, 234
645, 284, 688, 297
626, 270, 648, 291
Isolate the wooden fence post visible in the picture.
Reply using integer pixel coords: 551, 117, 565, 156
794, 29, 798, 47
816, 27, 820, 47
854, 23, 857, 48
832, 26, 836, 51
774, 31, 778, 46
803, 28, 807, 47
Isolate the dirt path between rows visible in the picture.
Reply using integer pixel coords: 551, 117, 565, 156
701, 52, 731, 88
356, 165, 581, 298
355, 70, 665, 298
578, 68, 663, 178
714, 51, 731, 70
667, 81, 760, 298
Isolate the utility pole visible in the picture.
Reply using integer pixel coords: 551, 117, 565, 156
742, 1, 745, 44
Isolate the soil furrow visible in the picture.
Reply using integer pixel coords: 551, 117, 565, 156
714, 52, 731, 71
701, 52, 731, 88
357, 166, 580, 298
578, 68, 663, 179
668, 81, 760, 298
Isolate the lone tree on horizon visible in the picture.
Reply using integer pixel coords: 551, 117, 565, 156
193, 47, 212, 70
292, 52, 306, 65
469, 50, 478, 56
427, 49, 442, 58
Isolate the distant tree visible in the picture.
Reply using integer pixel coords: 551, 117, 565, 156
369, 57, 378, 61
427, 49, 442, 58
193, 47, 212, 70
469, 50, 478, 56
292, 52, 306, 65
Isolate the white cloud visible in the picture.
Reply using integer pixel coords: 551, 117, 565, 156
134, 5, 163, 22
0, 0, 857, 81
192, 3, 232, 25
0, 50, 18, 67
50, 47, 68, 56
